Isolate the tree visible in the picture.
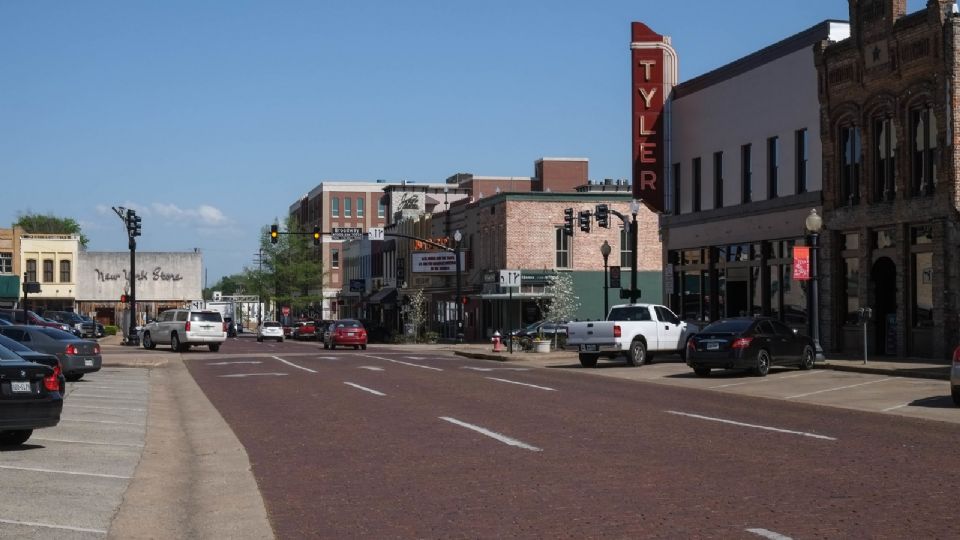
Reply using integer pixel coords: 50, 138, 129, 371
250, 216, 327, 319
203, 273, 248, 299
408, 288, 427, 343
537, 271, 580, 348
14, 213, 89, 248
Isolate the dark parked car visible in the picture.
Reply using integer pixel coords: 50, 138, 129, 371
510, 320, 568, 339
45, 311, 96, 338
951, 344, 959, 407
323, 319, 368, 350
686, 317, 815, 377
0, 317, 12, 326
0, 326, 102, 382
0, 341, 63, 446
0, 334, 65, 394
80, 315, 106, 338
0, 309, 69, 331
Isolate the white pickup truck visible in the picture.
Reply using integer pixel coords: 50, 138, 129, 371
565, 303, 699, 368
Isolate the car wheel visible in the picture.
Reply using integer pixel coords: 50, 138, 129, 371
65, 373, 83, 382
143, 332, 156, 350
0, 429, 33, 446
330, 343, 336, 350
628, 339, 647, 367
323, 342, 329, 350
754, 350, 771, 377
799, 346, 814, 370
361, 344, 367, 350
257, 337, 263, 342
952, 387, 960, 407
354, 345, 359, 350
693, 366, 711, 377
579, 353, 598, 368
171, 333, 182, 352
209, 344, 220, 352
279, 337, 284, 343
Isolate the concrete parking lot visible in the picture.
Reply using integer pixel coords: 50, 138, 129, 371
0, 368, 149, 539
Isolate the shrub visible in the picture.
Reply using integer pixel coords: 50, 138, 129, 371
105, 325, 118, 336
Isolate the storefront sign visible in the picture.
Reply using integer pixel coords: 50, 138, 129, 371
631, 22, 677, 213
412, 252, 463, 273
792, 246, 811, 281
94, 267, 184, 283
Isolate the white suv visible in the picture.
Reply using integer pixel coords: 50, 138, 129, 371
141, 309, 227, 352
257, 321, 284, 343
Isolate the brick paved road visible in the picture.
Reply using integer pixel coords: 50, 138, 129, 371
185, 338, 959, 538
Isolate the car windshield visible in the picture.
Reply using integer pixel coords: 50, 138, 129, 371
38, 327, 80, 340
700, 319, 754, 333
191, 312, 223, 322
336, 320, 362, 328
263, 322, 281, 328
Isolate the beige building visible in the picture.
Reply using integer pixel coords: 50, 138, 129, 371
19, 233, 80, 312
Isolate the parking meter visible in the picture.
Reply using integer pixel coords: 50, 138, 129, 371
857, 308, 873, 364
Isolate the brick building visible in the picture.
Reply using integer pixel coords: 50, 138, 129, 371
814, 0, 960, 359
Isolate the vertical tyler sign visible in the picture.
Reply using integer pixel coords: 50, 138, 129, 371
630, 22, 678, 213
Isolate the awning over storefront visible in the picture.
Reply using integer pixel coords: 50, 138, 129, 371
0, 275, 20, 300
367, 287, 397, 304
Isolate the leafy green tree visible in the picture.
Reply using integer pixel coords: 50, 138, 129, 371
203, 273, 249, 300
251, 216, 327, 319
14, 213, 89, 248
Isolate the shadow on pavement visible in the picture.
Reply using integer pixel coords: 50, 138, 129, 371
906, 395, 956, 409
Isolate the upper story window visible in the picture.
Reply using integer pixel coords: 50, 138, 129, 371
26, 259, 37, 282
839, 124, 862, 205
43, 259, 54, 282
620, 227, 632, 267
741, 143, 752, 204
0, 252, 11, 274
713, 151, 723, 209
331, 197, 340, 217
59, 260, 71, 283
378, 197, 386, 218
555, 228, 569, 268
357, 197, 365, 217
910, 106, 937, 196
331, 248, 340, 269
692, 157, 702, 212
767, 136, 779, 199
795, 129, 808, 194
873, 117, 897, 202
344, 197, 352, 217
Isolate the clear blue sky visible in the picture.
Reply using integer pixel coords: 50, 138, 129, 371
0, 0, 930, 284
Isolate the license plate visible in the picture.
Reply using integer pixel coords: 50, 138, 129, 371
347, 332, 355, 336
582, 344, 598, 352
707, 342, 720, 350
11, 381, 30, 393
84, 358, 94, 367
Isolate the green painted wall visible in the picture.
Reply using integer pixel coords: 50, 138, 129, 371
0, 275, 19, 300
569, 270, 662, 321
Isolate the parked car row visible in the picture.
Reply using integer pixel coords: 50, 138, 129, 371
0, 309, 106, 339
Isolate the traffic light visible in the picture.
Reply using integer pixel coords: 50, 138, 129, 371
131, 214, 142, 237
313, 226, 321, 246
120, 294, 128, 303
595, 204, 609, 228
578, 210, 591, 233
563, 208, 574, 236
124, 209, 142, 238
270, 224, 279, 244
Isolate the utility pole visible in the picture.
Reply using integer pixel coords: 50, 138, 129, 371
112, 206, 141, 346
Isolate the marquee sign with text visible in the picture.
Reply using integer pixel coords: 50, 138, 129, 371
631, 22, 677, 213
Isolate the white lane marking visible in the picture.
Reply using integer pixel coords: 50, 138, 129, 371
709, 370, 826, 389
485, 377, 556, 391
406, 356, 428, 360
219, 372, 289, 378
344, 382, 385, 396
439, 417, 542, 452
317, 356, 340, 360
359, 366, 384, 371
0, 465, 130, 479
462, 367, 530, 372
666, 411, 836, 441
61, 394, 144, 400
30, 437, 144, 448
59, 418, 143, 426
746, 528, 793, 540
362, 354, 443, 371
882, 403, 908, 412
66, 404, 145, 412
785, 377, 893, 399
272, 355, 317, 373
0, 518, 106, 535
208, 361, 263, 365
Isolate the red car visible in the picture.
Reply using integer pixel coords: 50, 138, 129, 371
323, 319, 367, 350
292, 320, 318, 341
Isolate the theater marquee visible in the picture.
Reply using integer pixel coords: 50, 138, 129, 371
631, 22, 677, 213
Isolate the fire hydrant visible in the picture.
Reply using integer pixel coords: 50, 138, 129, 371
491, 331, 504, 352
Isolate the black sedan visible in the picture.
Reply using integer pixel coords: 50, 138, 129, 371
0, 334, 66, 394
0, 326, 102, 382
0, 342, 63, 446
686, 317, 815, 377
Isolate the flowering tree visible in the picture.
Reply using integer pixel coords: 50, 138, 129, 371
408, 288, 428, 343
537, 271, 580, 347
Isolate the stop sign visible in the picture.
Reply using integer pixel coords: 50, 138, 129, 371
281, 306, 290, 316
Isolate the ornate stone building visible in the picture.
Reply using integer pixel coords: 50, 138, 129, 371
814, 0, 960, 359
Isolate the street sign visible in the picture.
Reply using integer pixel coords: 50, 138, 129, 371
350, 279, 365, 292
331, 227, 363, 240
609, 266, 621, 288
499, 269, 521, 289
368, 227, 385, 241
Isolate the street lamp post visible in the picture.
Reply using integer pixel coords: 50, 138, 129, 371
629, 199, 641, 303
454, 229, 463, 342
805, 208, 824, 362
600, 240, 611, 318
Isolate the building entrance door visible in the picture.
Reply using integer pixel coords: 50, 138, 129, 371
871, 257, 897, 355
725, 267, 750, 317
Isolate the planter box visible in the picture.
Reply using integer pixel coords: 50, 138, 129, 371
533, 340, 551, 353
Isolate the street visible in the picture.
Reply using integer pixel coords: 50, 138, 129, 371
182, 337, 958, 538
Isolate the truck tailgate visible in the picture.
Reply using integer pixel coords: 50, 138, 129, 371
565, 321, 617, 350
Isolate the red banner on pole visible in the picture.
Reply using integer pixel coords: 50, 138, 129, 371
792, 246, 811, 281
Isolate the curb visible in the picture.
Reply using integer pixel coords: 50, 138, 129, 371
821, 363, 950, 381
455, 351, 510, 362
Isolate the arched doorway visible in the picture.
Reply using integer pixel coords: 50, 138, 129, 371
871, 257, 897, 355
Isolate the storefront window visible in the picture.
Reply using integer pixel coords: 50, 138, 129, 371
912, 252, 933, 328
769, 264, 781, 319
842, 232, 859, 251
911, 225, 932, 245
682, 272, 701, 321
874, 229, 895, 249
683, 249, 702, 265
842, 257, 860, 325
750, 266, 762, 316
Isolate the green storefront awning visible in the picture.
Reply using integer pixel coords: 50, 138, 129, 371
0, 275, 20, 299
